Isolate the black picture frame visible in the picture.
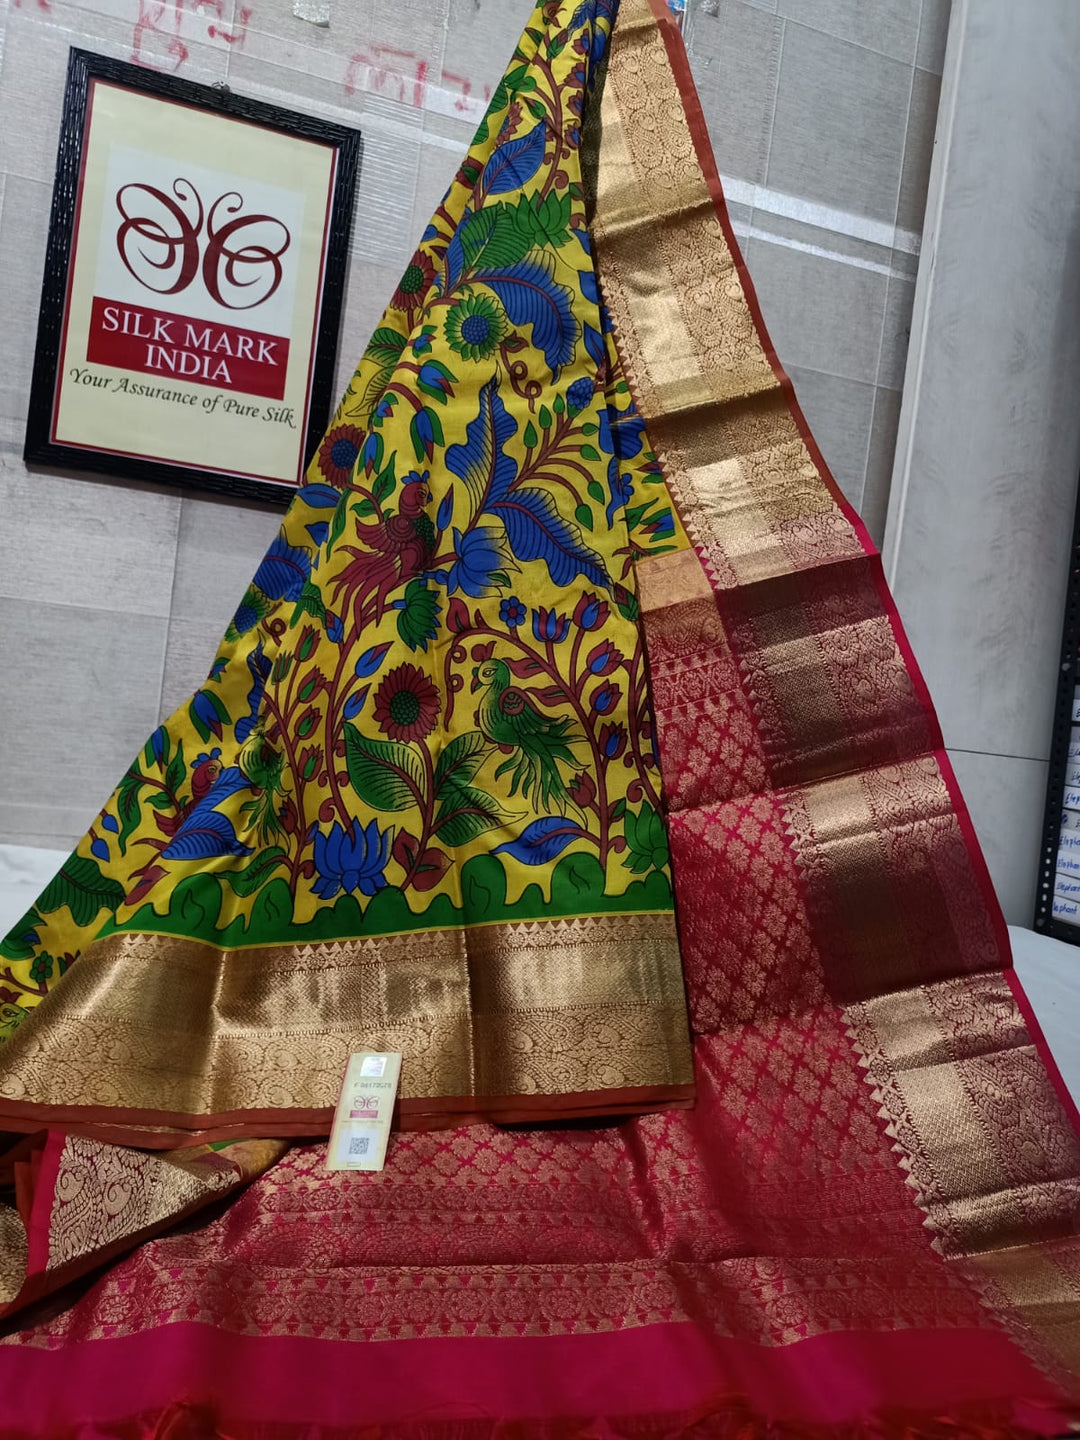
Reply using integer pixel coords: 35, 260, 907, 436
23, 47, 361, 507
1034, 476, 1080, 941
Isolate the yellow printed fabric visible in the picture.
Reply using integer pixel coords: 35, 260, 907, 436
0, 0, 694, 1137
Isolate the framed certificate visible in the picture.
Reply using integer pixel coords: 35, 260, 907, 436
24, 49, 361, 505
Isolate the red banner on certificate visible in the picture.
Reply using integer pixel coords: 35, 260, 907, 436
86, 297, 290, 399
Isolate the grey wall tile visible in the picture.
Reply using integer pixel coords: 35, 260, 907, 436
411, 115, 475, 248
916, 0, 952, 73
233, 0, 449, 89
685, 1, 784, 186
223, 31, 354, 112
0, 176, 51, 429
776, 0, 920, 64
159, 616, 232, 723
748, 206, 898, 271
0, 4, 229, 186
888, 2, 1080, 763
372, 0, 452, 80
344, 105, 424, 268
786, 365, 874, 511
443, 0, 532, 102
0, 598, 168, 849
0, 801, 103, 856
333, 259, 403, 402
171, 495, 282, 628
877, 271, 916, 389
0, 0, 943, 862
726, 198, 752, 243
889, 243, 921, 283
331, 261, 431, 413
947, 750, 1047, 926
744, 232, 887, 382
768, 22, 910, 225
243, 0, 366, 51
897, 68, 941, 236
1009, 925, 1080, 1091
862, 385, 902, 545
0, 466, 182, 617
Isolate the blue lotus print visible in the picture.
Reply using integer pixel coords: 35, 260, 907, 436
311, 820, 391, 900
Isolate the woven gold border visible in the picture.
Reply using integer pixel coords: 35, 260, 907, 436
0, 915, 691, 1138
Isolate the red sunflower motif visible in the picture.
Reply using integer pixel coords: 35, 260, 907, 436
391, 252, 436, 314
317, 424, 365, 488
372, 663, 440, 744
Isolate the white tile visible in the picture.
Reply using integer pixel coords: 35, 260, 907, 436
745, 230, 887, 383
947, 751, 1047, 927
171, 494, 282, 627
0, 598, 168, 850
786, 366, 874, 512
0, 463, 182, 617
861, 385, 902, 547
897, 67, 941, 237
1008, 924, 1080, 1107
0, 842, 69, 942
159, 615, 233, 723
686, 0, 784, 186
767, 22, 910, 225
777, 0, 920, 64
916, 0, 952, 74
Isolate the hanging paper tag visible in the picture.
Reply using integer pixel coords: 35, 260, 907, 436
326, 1051, 401, 1172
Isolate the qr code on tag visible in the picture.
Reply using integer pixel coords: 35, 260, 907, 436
347, 1136, 370, 1157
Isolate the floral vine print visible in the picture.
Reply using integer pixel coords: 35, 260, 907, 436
0, 0, 691, 1027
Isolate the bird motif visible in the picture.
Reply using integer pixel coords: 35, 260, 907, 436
471, 658, 581, 812
330, 477, 435, 631
236, 721, 288, 842
125, 759, 257, 908
123, 725, 288, 908
237, 722, 286, 796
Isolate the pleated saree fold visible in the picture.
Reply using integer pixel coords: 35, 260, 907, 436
2, 1, 1080, 1433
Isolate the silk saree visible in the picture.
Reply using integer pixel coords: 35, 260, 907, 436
2, 0, 1080, 1434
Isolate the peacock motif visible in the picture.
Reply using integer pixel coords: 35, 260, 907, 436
471, 658, 581, 812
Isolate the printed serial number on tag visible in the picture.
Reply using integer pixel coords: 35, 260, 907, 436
326, 1051, 401, 1173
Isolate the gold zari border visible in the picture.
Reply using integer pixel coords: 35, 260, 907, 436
0, 915, 691, 1133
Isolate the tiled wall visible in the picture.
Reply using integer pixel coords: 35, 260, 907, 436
885, 0, 1080, 925
0, 0, 946, 854
686, 0, 949, 539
